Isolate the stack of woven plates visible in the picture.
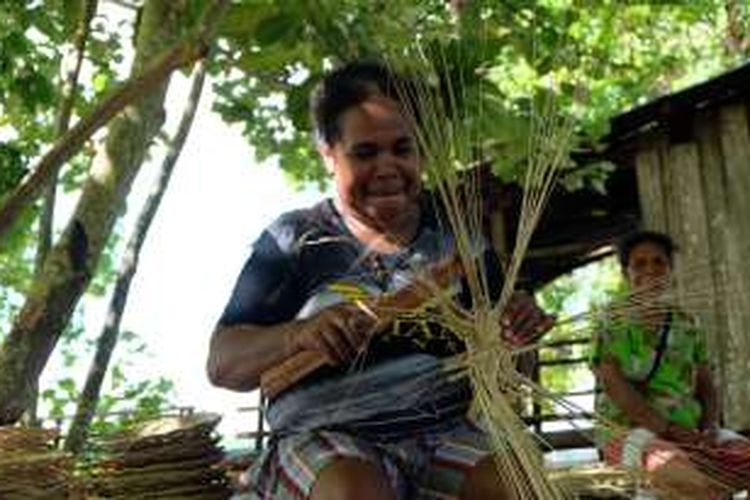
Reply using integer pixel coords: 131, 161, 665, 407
88, 412, 231, 499
0, 426, 72, 499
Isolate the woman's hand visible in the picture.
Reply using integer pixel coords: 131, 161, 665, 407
664, 422, 703, 447
291, 304, 377, 365
500, 291, 556, 346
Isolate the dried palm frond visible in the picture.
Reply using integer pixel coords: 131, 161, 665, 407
0, 426, 73, 499
372, 4, 750, 498
86, 412, 231, 499
374, 16, 583, 497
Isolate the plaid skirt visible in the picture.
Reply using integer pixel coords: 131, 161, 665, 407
235, 417, 490, 499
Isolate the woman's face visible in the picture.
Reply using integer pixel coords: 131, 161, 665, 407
320, 94, 422, 230
624, 241, 672, 294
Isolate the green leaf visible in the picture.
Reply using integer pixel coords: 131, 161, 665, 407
286, 76, 318, 131
255, 13, 301, 45
0, 142, 27, 195
219, 3, 277, 41
92, 72, 110, 93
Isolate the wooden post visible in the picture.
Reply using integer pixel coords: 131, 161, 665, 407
255, 396, 267, 453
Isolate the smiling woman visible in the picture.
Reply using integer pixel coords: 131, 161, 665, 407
319, 94, 422, 254
206, 60, 555, 499
593, 230, 750, 498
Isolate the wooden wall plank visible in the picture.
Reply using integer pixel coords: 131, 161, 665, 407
695, 112, 732, 408
668, 142, 715, 317
718, 102, 750, 429
635, 138, 668, 232
661, 139, 686, 247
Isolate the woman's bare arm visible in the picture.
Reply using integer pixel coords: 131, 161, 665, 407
596, 358, 671, 436
206, 321, 302, 392
695, 362, 720, 430
206, 304, 373, 392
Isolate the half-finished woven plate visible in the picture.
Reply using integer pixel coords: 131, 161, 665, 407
99, 412, 221, 452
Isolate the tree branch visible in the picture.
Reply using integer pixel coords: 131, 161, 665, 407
24, 0, 101, 430
36, 0, 100, 273
0, 28, 209, 242
0, 0, 230, 425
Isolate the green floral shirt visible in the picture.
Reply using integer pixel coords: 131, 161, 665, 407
593, 311, 709, 443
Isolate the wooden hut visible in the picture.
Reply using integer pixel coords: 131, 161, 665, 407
482, 61, 750, 440
604, 61, 750, 430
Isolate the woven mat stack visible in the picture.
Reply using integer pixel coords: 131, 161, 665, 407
0, 426, 73, 499
88, 412, 231, 499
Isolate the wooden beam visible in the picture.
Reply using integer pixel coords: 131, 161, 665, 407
524, 412, 595, 424
542, 338, 592, 349
538, 357, 591, 367
608, 62, 750, 142
539, 428, 595, 450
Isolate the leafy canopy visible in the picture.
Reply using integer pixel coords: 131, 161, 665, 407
210, 0, 747, 187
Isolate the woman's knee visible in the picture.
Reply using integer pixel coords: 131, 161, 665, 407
460, 456, 515, 500
309, 457, 395, 500
650, 453, 729, 498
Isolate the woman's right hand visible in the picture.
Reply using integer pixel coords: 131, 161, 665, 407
291, 304, 377, 365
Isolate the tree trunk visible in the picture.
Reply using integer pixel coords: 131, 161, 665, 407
0, 0, 185, 425
24, 0, 100, 429
64, 61, 207, 453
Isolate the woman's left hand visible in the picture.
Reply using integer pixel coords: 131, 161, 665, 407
665, 423, 703, 447
500, 291, 556, 346
697, 426, 721, 448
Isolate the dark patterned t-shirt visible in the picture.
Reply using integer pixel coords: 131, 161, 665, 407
218, 196, 501, 383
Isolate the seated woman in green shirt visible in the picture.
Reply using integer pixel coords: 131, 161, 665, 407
593, 230, 750, 498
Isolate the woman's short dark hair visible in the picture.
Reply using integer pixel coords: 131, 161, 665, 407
310, 60, 423, 146
617, 230, 676, 268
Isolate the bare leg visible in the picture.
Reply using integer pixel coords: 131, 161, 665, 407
696, 436, 750, 494
460, 456, 516, 500
644, 441, 731, 499
309, 457, 396, 500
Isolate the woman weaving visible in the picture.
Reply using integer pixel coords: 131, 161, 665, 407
206, 61, 555, 499
593, 231, 750, 498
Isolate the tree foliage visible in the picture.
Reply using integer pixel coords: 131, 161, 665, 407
0, 0, 178, 427
209, 0, 749, 187
41, 325, 175, 435
0, 1, 127, 297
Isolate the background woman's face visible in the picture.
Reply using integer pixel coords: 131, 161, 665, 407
625, 241, 672, 294
320, 94, 422, 228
